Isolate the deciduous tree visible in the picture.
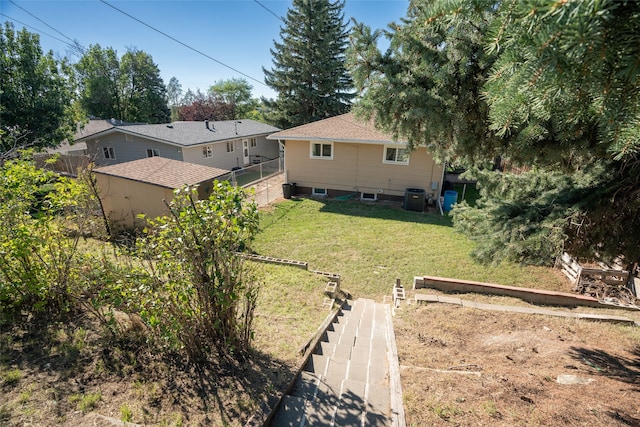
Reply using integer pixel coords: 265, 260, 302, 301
0, 22, 76, 152
176, 91, 234, 121
75, 45, 169, 123
209, 77, 258, 120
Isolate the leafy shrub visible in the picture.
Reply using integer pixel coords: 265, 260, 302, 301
133, 182, 260, 360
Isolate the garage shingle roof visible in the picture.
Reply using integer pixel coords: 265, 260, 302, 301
94, 157, 229, 189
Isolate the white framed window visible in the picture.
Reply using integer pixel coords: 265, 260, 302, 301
146, 148, 159, 157
361, 192, 377, 201
310, 142, 333, 159
312, 188, 327, 196
202, 145, 213, 158
102, 147, 116, 159
226, 141, 235, 153
383, 145, 409, 165
250, 138, 257, 147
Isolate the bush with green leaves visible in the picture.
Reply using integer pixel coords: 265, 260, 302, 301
0, 155, 89, 314
134, 182, 260, 360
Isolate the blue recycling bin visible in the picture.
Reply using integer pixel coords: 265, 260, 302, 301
443, 190, 458, 212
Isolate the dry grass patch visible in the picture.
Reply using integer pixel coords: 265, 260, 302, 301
0, 262, 333, 426
395, 302, 640, 426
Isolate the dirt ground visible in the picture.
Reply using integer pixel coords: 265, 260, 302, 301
394, 297, 640, 426
0, 315, 293, 426
2, 288, 639, 426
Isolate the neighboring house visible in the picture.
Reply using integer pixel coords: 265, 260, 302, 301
78, 119, 281, 170
37, 119, 114, 176
47, 118, 116, 156
93, 157, 229, 230
267, 112, 445, 204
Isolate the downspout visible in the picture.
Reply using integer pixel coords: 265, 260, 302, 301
279, 139, 287, 183
438, 159, 447, 215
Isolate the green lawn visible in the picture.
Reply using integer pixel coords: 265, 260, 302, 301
252, 198, 567, 300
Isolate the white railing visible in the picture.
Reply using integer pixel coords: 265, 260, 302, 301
218, 157, 283, 187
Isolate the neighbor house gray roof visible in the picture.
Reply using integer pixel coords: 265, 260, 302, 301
267, 113, 407, 145
94, 157, 229, 189
47, 118, 115, 154
75, 119, 280, 147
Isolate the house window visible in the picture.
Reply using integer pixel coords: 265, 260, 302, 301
102, 147, 116, 160
310, 142, 333, 159
227, 141, 235, 153
146, 148, 159, 157
312, 188, 327, 196
361, 192, 377, 201
383, 145, 409, 164
250, 138, 257, 147
202, 145, 213, 158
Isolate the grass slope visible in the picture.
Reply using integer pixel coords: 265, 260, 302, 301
253, 198, 568, 299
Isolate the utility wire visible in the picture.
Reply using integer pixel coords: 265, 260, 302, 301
0, 12, 74, 48
8, 0, 77, 45
99, 0, 268, 87
254, 0, 284, 23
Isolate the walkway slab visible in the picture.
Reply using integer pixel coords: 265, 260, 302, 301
415, 293, 638, 325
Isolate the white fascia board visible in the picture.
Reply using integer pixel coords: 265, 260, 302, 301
269, 136, 408, 147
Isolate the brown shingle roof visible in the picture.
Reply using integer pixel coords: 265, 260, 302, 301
94, 157, 229, 189
267, 112, 406, 144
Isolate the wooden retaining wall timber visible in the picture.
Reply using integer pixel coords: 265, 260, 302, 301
413, 275, 639, 311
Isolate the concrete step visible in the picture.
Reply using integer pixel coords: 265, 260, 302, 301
334, 379, 366, 425
271, 299, 400, 427
271, 395, 306, 426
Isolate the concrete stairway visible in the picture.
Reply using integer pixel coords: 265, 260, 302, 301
271, 298, 402, 426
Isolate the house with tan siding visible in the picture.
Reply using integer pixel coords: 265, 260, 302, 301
78, 119, 280, 170
93, 156, 229, 230
267, 113, 444, 207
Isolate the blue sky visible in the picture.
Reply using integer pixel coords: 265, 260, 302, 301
1, 0, 409, 99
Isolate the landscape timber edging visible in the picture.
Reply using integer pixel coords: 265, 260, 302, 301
414, 275, 640, 311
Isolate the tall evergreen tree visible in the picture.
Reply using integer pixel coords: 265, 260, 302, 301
263, 0, 354, 128
348, 0, 640, 268
347, 0, 500, 165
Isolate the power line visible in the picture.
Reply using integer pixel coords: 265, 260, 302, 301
254, 0, 284, 23
0, 13, 75, 48
99, 0, 267, 88
8, 0, 77, 45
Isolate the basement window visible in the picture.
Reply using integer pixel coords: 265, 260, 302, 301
361, 192, 377, 201
312, 188, 327, 196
